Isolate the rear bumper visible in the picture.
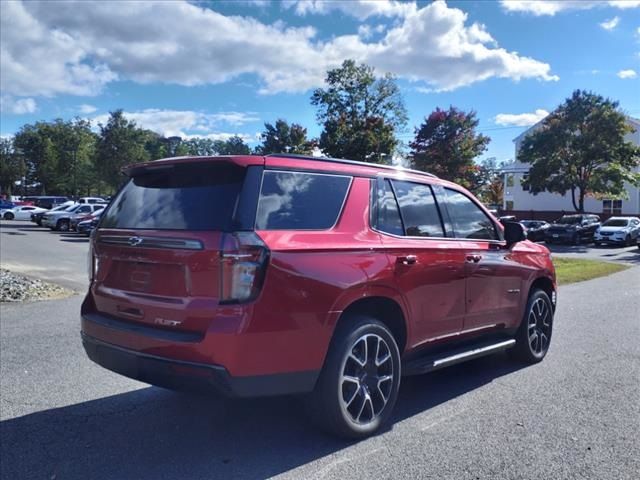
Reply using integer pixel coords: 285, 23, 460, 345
81, 316, 320, 398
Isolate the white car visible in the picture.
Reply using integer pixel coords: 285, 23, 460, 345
77, 197, 107, 204
594, 217, 640, 246
1, 205, 48, 221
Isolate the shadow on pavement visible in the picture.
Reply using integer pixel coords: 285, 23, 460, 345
0, 353, 524, 480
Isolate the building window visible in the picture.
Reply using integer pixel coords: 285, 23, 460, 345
521, 174, 529, 191
506, 174, 514, 187
603, 200, 622, 215
505, 200, 514, 211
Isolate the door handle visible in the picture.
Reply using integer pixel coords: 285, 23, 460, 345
397, 255, 417, 265
465, 254, 482, 263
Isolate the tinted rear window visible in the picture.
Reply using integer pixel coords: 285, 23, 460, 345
256, 171, 351, 230
101, 163, 245, 230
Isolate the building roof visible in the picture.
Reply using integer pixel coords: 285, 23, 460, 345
512, 115, 640, 143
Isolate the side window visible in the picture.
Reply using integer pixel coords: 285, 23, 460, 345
256, 171, 351, 230
392, 180, 445, 238
444, 188, 499, 240
375, 179, 403, 236
79, 206, 92, 213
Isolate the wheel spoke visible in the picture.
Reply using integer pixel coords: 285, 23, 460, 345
342, 375, 360, 386
345, 385, 361, 407
355, 391, 369, 422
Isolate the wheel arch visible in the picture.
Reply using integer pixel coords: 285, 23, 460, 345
334, 295, 408, 355
528, 276, 556, 310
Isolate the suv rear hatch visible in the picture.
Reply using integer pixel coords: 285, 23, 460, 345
89, 157, 267, 337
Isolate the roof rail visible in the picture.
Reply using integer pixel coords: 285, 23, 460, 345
264, 153, 438, 178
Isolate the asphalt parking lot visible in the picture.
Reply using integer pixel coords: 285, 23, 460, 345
1, 220, 639, 480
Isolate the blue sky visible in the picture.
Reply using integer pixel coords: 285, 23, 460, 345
1, 0, 639, 163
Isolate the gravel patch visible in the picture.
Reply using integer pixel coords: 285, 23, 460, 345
0, 268, 73, 302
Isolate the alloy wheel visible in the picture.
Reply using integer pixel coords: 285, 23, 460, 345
339, 334, 394, 426
527, 298, 552, 355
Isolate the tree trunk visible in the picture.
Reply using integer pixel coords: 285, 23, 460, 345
570, 187, 580, 212
578, 187, 585, 213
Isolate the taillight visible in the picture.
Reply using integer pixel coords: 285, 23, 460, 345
220, 232, 269, 304
87, 233, 99, 281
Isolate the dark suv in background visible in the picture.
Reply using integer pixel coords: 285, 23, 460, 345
81, 155, 557, 438
544, 214, 600, 245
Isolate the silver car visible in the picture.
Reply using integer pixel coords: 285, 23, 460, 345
594, 217, 640, 246
42, 204, 106, 231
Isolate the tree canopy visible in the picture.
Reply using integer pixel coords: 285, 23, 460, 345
311, 60, 407, 162
519, 90, 640, 212
410, 107, 490, 190
256, 119, 315, 155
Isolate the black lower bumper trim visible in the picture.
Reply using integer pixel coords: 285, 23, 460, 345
81, 333, 319, 398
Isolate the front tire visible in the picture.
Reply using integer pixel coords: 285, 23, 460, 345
510, 289, 554, 364
307, 315, 401, 439
4, 212, 14, 220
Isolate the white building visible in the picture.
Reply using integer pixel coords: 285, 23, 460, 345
503, 116, 640, 216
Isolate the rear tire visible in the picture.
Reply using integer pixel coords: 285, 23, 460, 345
57, 219, 70, 232
306, 315, 401, 439
510, 289, 553, 364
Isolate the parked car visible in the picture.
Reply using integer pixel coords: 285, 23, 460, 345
593, 217, 640, 246
81, 154, 557, 439
31, 203, 74, 226
1, 205, 48, 220
520, 220, 550, 242
544, 214, 600, 245
0, 199, 16, 210
42, 204, 106, 231
77, 197, 107, 204
71, 209, 104, 231
76, 211, 103, 236
33, 196, 69, 209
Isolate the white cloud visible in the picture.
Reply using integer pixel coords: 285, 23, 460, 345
495, 109, 549, 126
78, 104, 97, 114
501, 0, 640, 15
0, 95, 37, 114
90, 109, 260, 138
286, 0, 415, 20
1, 0, 558, 97
600, 16, 620, 31
617, 69, 638, 78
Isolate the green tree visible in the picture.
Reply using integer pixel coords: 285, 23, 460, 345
519, 90, 640, 212
311, 60, 407, 162
0, 138, 26, 196
212, 136, 251, 155
410, 107, 490, 190
475, 157, 511, 205
13, 122, 59, 194
256, 119, 315, 155
96, 110, 150, 191
182, 138, 218, 156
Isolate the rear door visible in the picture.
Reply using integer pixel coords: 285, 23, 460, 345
375, 178, 466, 346
91, 158, 263, 336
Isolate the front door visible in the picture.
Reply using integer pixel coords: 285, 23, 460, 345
439, 188, 521, 331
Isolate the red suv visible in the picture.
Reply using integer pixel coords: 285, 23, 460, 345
81, 154, 556, 438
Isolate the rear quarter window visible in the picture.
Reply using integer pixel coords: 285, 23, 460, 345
256, 171, 351, 230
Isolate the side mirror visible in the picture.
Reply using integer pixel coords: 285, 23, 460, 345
504, 221, 526, 246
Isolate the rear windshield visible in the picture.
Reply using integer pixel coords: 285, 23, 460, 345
602, 219, 629, 227
556, 215, 581, 224
101, 163, 245, 231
